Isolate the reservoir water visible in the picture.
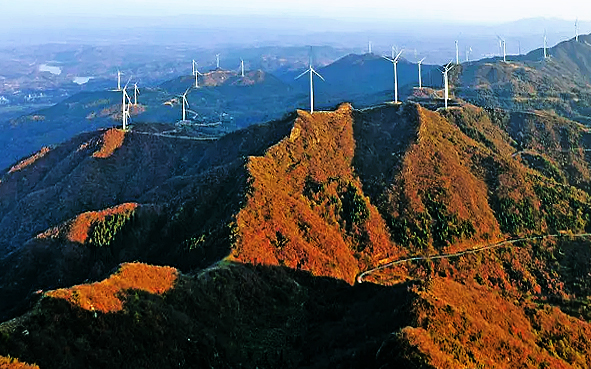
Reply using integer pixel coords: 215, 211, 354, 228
39, 64, 62, 75
73, 77, 93, 85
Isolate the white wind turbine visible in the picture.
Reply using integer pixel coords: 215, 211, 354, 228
193, 62, 203, 88
544, 30, 548, 59
382, 49, 404, 104
295, 61, 325, 113
216, 54, 220, 69
576, 19, 579, 42
133, 83, 140, 106
192, 60, 196, 76
116, 70, 123, 91
465, 46, 472, 62
497, 35, 506, 62
417, 57, 426, 89
368, 41, 372, 54
179, 87, 192, 122
121, 78, 132, 130
240, 58, 245, 77
440, 61, 454, 109
455, 40, 459, 64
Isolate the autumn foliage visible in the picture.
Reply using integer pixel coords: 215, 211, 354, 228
8, 147, 50, 174
231, 104, 401, 283
388, 278, 591, 368
46, 263, 178, 313
66, 203, 138, 244
92, 128, 125, 158
0, 356, 39, 369
4, 101, 591, 368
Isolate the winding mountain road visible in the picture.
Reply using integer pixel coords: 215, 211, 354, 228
356, 233, 591, 283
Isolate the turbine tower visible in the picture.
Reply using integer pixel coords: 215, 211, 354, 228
544, 30, 548, 59
417, 57, 426, 89
368, 41, 372, 54
295, 62, 325, 113
382, 49, 404, 104
116, 70, 123, 91
121, 78, 132, 130
192, 60, 196, 76
497, 36, 506, 62
179, 87, 192, 122
216, 54, 220, 69
455, 40, 459, 64
193, 62, 203, 88
133, 83, 140, 106
240, 58, 245, 77
576, 19, 579, 42
465, 47, 472, 62
440, 62, 454, 109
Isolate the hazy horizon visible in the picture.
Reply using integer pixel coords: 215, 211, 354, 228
2, 0, 591, 28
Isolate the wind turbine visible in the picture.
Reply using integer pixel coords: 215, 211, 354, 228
497, 35, 506, 62
133, 83, 140, 106
368, 41, 372, 54
544, 30, 548, 59
295, 61, 325, 113
179, 87, 192, 122
455, 40, 459, 64
121, 78, 132, 130
465, 46, 472, 62
440, 62, 454, 109
216, 54, 220, 69
576, 19, 579, 42
417, 57, 426, 89
192, 60, 196, 76
116, 70, 123, 91
240, 58, 245, 77
382, 49, 404, 104
193, 62, 203, 88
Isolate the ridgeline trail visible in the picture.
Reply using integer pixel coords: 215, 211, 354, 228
356, 233, 591, 284
131, 131, 218, 141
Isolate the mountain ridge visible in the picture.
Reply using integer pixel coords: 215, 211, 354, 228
3, 97, 591, 367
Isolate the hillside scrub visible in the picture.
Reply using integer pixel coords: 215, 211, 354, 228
0, 356, 39, 369
92, 128, 125, 158
7, 148, 51, 174
231, 104, 401, 283
46, 262, 178, 313
64, 203, 138, 245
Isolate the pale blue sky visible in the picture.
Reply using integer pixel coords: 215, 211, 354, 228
2, 0, 591, 23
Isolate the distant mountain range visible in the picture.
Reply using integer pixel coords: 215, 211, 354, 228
6, 31, 591, 172
0, 53, 439, 171
455, 33, 591, 123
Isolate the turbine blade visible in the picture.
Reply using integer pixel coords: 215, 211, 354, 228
295, 68, 310, 80
394, 49, 404, 61
382, 55, 394, 63
123, 76, 132, 90
312, 68, 325, 81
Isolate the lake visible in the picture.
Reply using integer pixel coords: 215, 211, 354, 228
39, 64, 62, 75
